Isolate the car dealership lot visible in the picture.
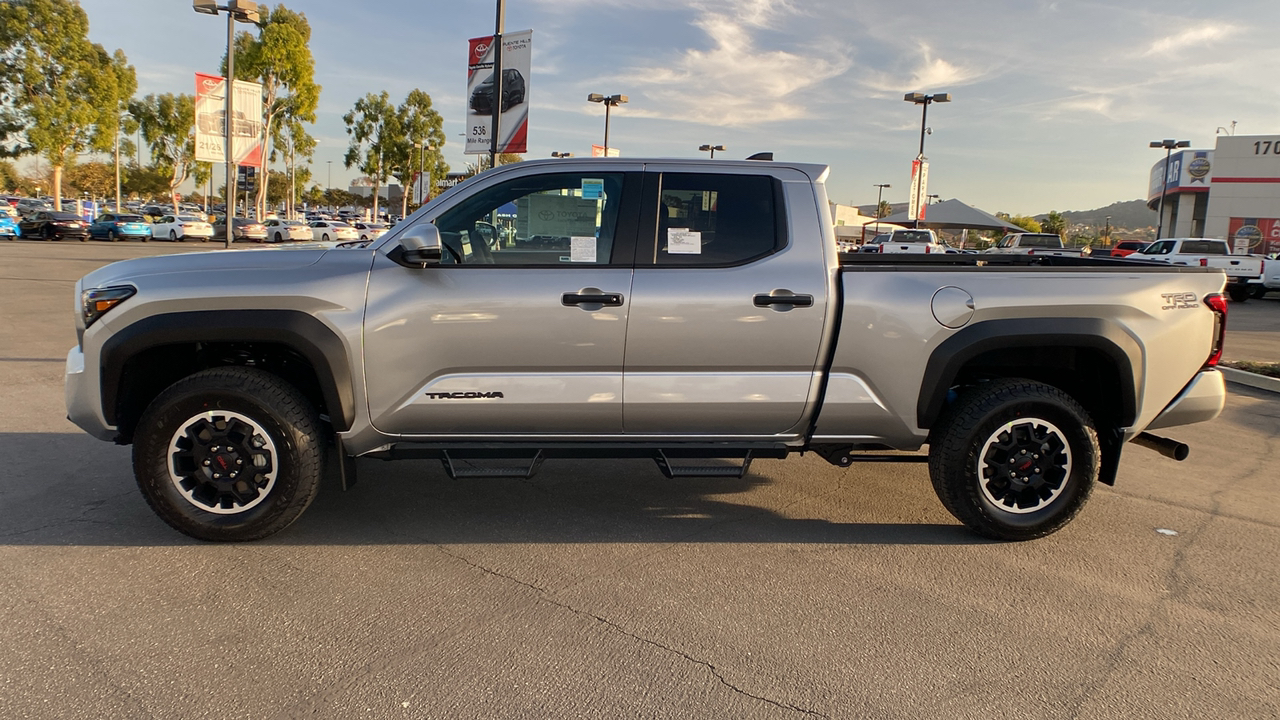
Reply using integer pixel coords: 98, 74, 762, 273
1, 241, 1277, 719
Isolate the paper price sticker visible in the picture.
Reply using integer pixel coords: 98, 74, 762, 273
667, 228, 701, 254
571, 236, 597, 262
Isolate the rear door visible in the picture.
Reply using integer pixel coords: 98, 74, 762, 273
622, 167, 830, 436
363, 169, 642, 436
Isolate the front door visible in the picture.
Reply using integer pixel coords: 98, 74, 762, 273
623, 169, 830, 436
364, 170, 640, 436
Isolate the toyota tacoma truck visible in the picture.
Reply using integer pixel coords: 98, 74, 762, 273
66, 158, 1229, 543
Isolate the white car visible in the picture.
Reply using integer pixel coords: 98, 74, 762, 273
861, 229, 947, 254
152, 214, 213, 242
262, 218, 312, 243
351, 222, 390, 241
309, 220, 359, 243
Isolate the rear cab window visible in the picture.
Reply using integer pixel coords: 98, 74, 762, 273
645, 172, 783, 266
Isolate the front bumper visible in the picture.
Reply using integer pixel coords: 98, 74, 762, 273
1145, 369, 1227, 432
65, 346, 115, 441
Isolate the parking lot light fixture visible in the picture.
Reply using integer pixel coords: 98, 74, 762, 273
699, 144, 726, 158
587, 93, 628, 155
192, 0, 260, 248
904, 92, 950, 158
873, 183, 891, 218
1150, 138, 1190, 240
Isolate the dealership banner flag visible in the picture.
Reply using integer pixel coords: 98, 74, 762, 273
194, 72, 265, 168
465, 30, 532, 155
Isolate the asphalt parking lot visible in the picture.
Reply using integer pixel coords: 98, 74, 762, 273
1, 240, 1277, 719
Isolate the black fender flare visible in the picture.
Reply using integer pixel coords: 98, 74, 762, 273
916, 317, 1143, 430
99, 309, 355, 431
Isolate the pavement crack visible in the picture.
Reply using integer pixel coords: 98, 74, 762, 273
434, 544, 827, 718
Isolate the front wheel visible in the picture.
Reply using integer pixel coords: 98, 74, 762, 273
928, 379, 1099, 541
132, 367, 324, 541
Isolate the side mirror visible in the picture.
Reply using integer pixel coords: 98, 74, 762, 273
399, 223, 442, 265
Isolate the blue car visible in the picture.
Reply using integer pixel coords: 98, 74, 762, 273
88, 213, 152, 242
0, 214, 17, 240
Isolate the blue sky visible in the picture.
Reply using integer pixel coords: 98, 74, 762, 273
73, 0, 1280, 216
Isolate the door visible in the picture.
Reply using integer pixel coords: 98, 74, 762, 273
623, 169, 830, 436
364, 169, 641, 436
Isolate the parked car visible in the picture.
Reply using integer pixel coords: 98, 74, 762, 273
0, 213, 18, 239
262, 218, 312, 243
89, 213, 152, 242
1110, 241, 1149, 258
351, 222, 390, 241
152, 214, 214, 242
985, 232, 1087, 256
860, 229, 947, 254
19, 210, 89, 241
1132, 237, 1263, 302
469, 68, 526, 114
309, 220, 359, 242
212, 216, 268, 242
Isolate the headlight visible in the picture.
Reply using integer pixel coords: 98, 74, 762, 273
82, 286, 136, 328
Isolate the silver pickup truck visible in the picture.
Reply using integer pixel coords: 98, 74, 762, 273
66, 158, 1229, 543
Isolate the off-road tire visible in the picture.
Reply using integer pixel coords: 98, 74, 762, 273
928, 379, 1099, 541
132, 367, 324, 541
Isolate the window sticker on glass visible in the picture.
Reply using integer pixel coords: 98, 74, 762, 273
581, 178, 604, 199
570, 236, 597, 262
667, 228, 701, 254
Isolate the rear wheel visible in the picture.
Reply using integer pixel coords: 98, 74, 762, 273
1227, 285, 1250, 303
108, 229, 118, 242
928, 379, 1099, 541
132, 367, 324, 542
169, 229, 178, 242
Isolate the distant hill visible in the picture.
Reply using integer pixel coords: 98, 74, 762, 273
1035, 200, 1155, 230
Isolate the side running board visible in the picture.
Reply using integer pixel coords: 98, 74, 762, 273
655, 450, 754, 479
441, 450, 545, 480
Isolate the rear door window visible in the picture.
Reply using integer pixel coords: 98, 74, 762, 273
648, 173, 781, 266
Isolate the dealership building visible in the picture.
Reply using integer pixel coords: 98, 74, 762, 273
1149, 134, 1280, 254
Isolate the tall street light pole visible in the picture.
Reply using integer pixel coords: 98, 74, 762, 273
1150, 139, 1189, 240
193, 0, 259, 248
699, 144, 725, 158
873, 183, 890, 217
587, 94, 628, 155
903, 92, 950, 228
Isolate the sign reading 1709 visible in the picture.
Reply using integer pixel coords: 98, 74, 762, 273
1253, 141, 1280, 155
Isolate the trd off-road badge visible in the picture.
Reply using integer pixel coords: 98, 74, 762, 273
1160, 292, 1199, 310
425, 391, 505, 399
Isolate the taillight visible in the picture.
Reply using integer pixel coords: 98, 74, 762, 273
924, 245, 932, 254
1199, 258, 1208, 267
1203, 293, 1228, 367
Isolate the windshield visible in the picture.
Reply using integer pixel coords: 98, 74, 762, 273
177, 216, 203, 222
1020, 234, 1061, 248
117, 215, 145, 222
51, 212, 81, 221
284, 220, 307, 227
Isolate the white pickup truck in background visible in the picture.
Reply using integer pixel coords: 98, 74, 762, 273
861, 228, 947, 254
1133, 238, 1264, 302
985, 232, 1087, 257
1247, 254, 1278, 298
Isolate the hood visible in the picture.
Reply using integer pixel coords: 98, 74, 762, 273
81, 244, 335, 289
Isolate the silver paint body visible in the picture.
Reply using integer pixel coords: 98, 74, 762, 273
66, 158, 1228, 457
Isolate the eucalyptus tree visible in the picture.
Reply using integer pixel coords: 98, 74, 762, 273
226, 3, 320, 217
0, 0, 135, 209
343, 92, 399, 218
386, 89, 448, 217
129, 94, 210, 210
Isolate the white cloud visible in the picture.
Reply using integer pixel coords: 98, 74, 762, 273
1144, 24, 1238, 56
613, 2, 850, 126
860, 43, 988, 95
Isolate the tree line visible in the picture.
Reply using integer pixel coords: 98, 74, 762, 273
0, 0, 452, 215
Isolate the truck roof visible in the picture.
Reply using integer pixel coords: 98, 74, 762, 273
488, 156, 832, 183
